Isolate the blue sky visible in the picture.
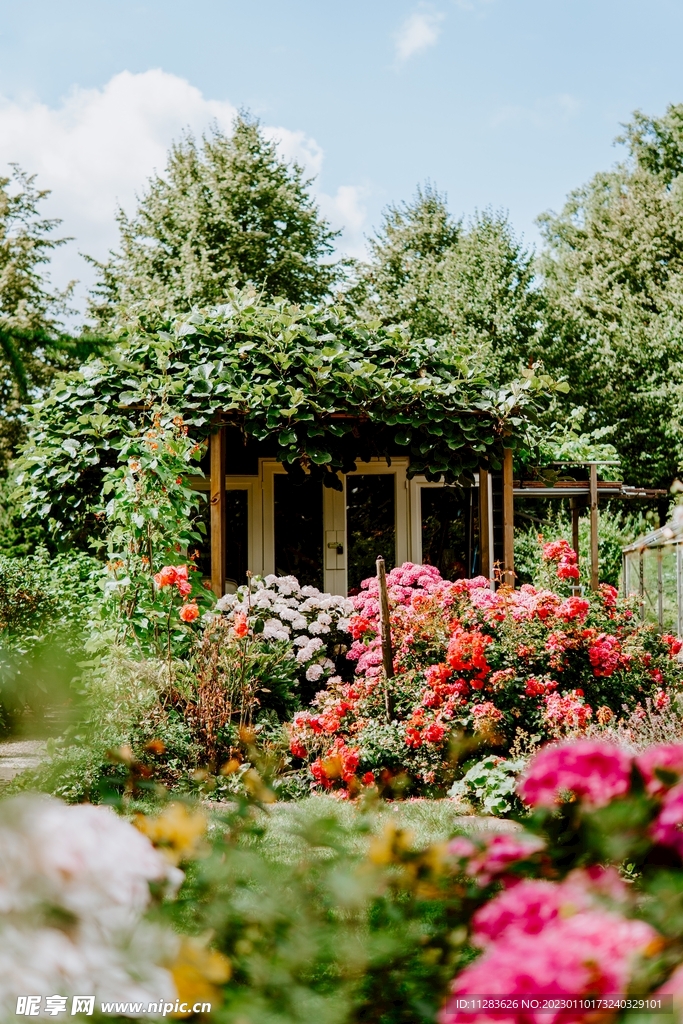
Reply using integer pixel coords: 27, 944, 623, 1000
1, 0, 683, 310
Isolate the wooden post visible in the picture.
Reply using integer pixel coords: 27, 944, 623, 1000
376, 556, 394, 722
570, 497, 580, 564
376, 557, 394, 679
479, 469, 491, 581
589, 462, 599, 591
503, 448, 514, 588
210, 426, 226, 597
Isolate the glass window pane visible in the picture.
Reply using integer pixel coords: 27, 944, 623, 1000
347, 474, 395, 593
194, 488, 249, 592
226, 489, 249, 590
421, 486, 468, 580
274, 474, 323, 589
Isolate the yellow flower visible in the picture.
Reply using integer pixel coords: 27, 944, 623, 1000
170, 936, 231, 1018
368, 822, 415, 866
134, 802, 208, 864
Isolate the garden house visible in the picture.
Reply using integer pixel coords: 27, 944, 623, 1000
193, 427, 514, 597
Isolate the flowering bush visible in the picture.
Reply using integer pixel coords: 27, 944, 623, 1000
110, 736, 683, 1022
14, 734, 683, 1022
215, 574, 354, 691
0, 794, 182, 1017
289, 562, 683, 795
437, 736, 683, 1023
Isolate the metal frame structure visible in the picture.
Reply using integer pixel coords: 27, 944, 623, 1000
622, 524, 683, 636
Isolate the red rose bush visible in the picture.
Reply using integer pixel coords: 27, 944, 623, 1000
288, 561, 682, 795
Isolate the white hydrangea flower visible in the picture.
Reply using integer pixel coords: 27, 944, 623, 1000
215, 574, 351, 685
305, 664, 324, 682
274, 576, 300, 596
0, 796, 180, 1019
263, 618, 290, 641
215, 593, 237, 612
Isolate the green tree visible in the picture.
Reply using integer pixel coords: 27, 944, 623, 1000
90, 114, 340, 319
346, 184, 461, 339
537, 103, 683, 488
0, 165, 74, 472
347, 186, 541, 379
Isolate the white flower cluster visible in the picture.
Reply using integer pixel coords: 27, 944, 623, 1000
0, 795, 182, 1018
216, 575, 354, 682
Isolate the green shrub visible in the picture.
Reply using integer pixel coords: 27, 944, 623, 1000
0, 549, 101, 734
514, 504, 652, 588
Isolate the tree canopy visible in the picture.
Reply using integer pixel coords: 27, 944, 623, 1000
0, 167, 75, 472
90, 114, 340, 321
536, 103, 683, 487
15, 290, 562, 544
347, 186, 541, 382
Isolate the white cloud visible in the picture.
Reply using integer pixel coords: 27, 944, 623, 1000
491, 93, 580, 129
0, 69, 368, 314
394, 8, 445, 63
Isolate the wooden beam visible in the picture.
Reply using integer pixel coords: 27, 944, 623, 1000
589, 462, 599, 591
479, 469, 491, 581
503, 448, 514, 587
210, 426, 226, 597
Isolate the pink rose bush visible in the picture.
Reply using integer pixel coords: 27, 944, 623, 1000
436, 738, 683, 1024
288, 561, 682, 796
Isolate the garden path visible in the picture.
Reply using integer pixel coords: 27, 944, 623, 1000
0, 739, 46, 784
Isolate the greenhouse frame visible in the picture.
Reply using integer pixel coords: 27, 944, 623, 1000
622, 520, 683, 635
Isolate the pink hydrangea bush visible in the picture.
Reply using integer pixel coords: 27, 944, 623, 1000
289, 562, 682, 795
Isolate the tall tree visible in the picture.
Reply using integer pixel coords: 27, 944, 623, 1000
91, 114, 340, 319
537, 103, 683, 487
347, 186, 541, 378
0, 166, 73, 472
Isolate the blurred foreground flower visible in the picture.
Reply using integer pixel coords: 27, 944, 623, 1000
0, 795, 182, 1018
134, 802, 208, 865
171, 936, 231, 1018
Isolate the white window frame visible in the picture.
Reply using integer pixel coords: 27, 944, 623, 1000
188, 473, 263, 588
261, 457, 410, 595
409, 472, 480, 571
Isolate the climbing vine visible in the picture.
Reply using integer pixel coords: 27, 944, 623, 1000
14, 290, 567, 540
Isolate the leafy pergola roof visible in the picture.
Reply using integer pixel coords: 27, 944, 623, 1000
16, 292, 564, 535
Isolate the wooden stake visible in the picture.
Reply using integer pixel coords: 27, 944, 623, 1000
503, 448, 515, 587
376, 556, 394, 722
210, 426, 226, 597
589, 462, 599, 591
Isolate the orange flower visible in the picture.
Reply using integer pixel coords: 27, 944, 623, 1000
233, 611, 248, 638
154, 565, 178, 587
179, 602, 200, 623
